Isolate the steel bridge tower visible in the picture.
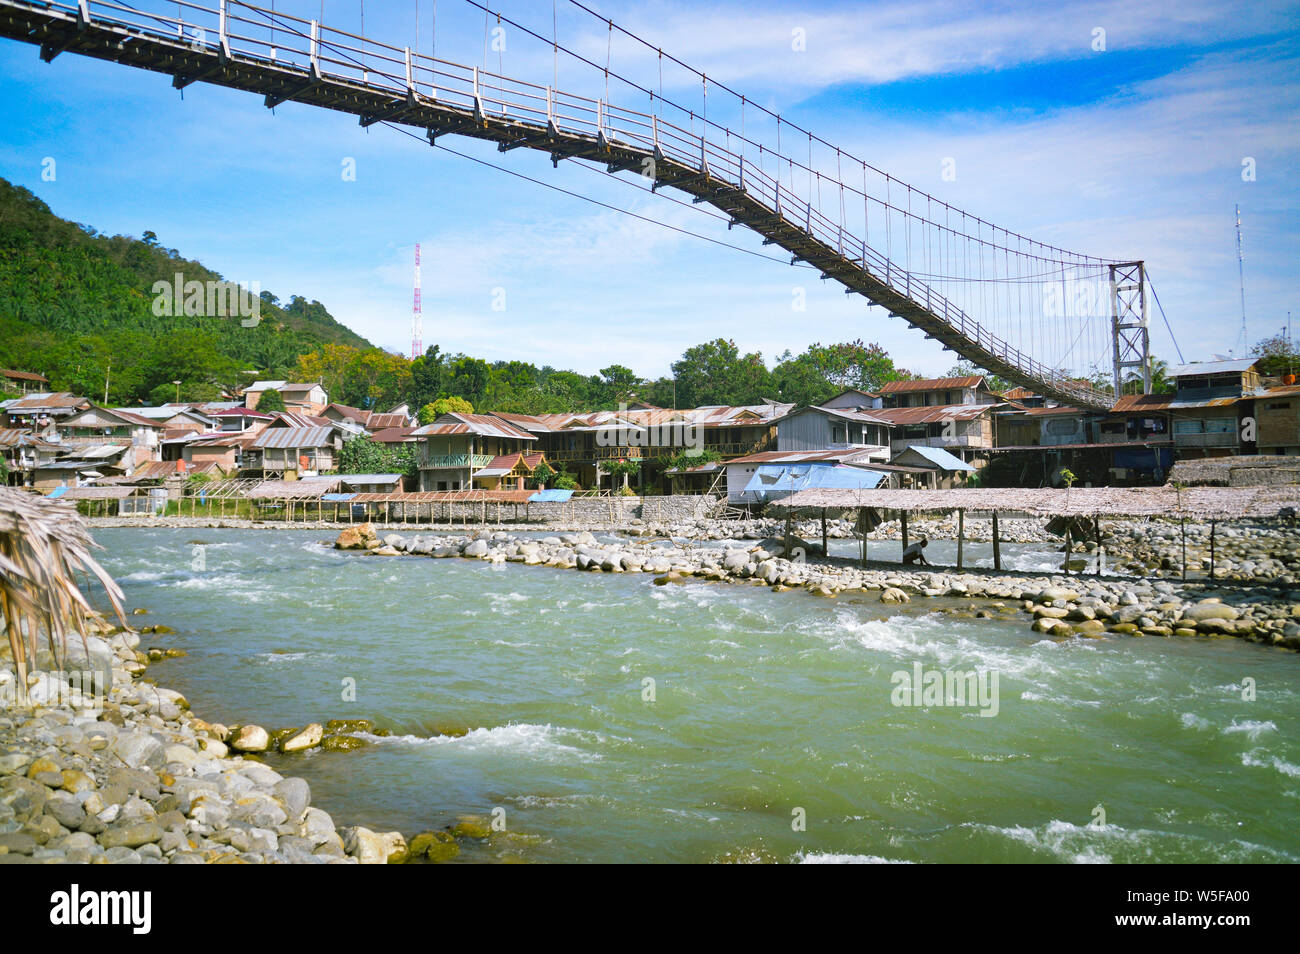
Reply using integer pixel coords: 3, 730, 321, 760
1110, 261, 1150, 395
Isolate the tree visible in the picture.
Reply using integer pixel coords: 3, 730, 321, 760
945, 361, 1013, 394
336, 435, 418, 478
418, 395, 473, 424
671, 339, 772, 407
597, 364, 641, 406
255, 388, 285, 412
1253, 332, 1299, 378
805, 340, 912, 393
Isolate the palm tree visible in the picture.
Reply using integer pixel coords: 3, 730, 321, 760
0, 488, 127, 704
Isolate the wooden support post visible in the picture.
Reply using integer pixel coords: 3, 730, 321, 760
900, 511, 909, 556
821, 508, 828, 558
992, 510, 1002, 571
1181, 516, 1187, 582
957, 508, 965, 570
1209, 519, 1216, 580
1095, 516, 1103, 576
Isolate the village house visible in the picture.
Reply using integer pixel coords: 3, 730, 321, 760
0, 392, 92, 435
879, 375, 1000, 408
321, 402, 414, 433
873, 403, 998, 466
890, 445, 978, 489
1257, 384, 1300, 456
55, 405, 165, 471
412, 412, 538, 491
242, 381, 329, 415
243, 425, 343, 477
496, 402, 790, 491
182, 432, 253, 475
0, 428, 60, 486
1, 369, 50, 396
775, 405, 892, 461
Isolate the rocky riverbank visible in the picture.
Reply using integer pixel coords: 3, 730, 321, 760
0, 618, 455, 863
335, 523, 1300, 652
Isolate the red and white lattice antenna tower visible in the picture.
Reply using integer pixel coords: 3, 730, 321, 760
411, 242, 423, 360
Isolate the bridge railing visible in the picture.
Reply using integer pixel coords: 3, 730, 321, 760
37, 0, 1113, 407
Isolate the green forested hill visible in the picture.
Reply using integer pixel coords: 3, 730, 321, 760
0, 178, 372, 404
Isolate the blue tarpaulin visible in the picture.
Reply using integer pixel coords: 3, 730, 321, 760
743, 463, 886, 497
900, 445, 976, 472
46, 486, 67, 498
321, 493, 358, 501
529, 489, 575, 502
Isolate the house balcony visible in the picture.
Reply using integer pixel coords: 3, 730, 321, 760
1173, 432, 1239, 449
544, 446, 645, 463
421, 454, 495, 470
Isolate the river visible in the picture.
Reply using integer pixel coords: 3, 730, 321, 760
92, 527, 1299, 863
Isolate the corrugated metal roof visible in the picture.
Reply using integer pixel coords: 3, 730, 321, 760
368, 426, 419, 443
1110, 394, 1241, 413
4, 392, 89, 410
77, 444, 130, 460
338, 473, 402, 485
880, 376, 984, 393
1168, 359, 1258, 377
365, 413, 409, 430
250, 426, 337, 449
792, 405, 892, 425
1, 369, 48, 382
895, 445, 977, 472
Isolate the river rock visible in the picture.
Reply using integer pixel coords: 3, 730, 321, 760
342, 826, 408, 864
280, 724, 324, 753
1183, 603, 1240, 622
98, 822, 163, 849
229, 725, 270, 753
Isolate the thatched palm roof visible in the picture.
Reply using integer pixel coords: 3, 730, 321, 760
0, 487, 126, 703
773, 485, 1300, 519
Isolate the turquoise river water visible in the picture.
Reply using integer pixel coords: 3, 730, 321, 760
92, 528, 1298, 863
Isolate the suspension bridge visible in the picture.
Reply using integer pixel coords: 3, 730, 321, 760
0, 0, 1157, 410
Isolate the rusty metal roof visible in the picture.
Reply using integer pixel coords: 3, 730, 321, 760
412, 413, 537, 441
879, 376, 985, 393
0, 369, 48, 382
368, 426, 419, 443
1110, 394, 1241, 413
4, 392, 90, 411
874, 404, 996, 425
365, 412, 409, 430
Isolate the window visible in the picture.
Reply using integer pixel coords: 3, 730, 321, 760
831, 424, 846, 443
1268, 402, 1292, 410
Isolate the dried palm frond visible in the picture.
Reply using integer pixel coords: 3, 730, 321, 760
0, 487, 127, 704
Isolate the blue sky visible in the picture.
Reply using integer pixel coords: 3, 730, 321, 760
0, 0, 1296, 381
